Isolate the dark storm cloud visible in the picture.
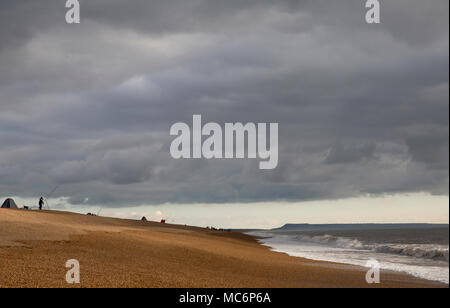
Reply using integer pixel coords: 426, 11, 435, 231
0, 0, 448, 206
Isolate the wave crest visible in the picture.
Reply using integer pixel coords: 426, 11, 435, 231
294, 234, 449, 262
374, 245, 449, 262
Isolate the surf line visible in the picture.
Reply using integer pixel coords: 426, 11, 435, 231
170, 115, 278, 170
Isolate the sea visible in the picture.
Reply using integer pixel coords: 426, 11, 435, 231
246, 224, 449, 284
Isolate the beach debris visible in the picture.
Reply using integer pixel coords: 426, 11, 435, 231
206, 226, 228, 232
1, 198, 19, 209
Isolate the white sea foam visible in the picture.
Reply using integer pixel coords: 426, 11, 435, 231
290, 233, 449, 262
247, 231, 449, 284
373, 244, 449, 262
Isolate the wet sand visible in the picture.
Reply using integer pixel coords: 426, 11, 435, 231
0, 209, 446, 288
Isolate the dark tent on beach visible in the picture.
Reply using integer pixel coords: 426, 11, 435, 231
1, 198, 18, 209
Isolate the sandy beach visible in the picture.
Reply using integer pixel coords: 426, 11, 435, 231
0, 209, 446, 288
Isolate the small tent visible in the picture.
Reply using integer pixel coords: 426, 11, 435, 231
1, 198, 18, 209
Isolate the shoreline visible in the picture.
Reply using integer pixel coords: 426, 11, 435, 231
0, 209, 447, 288
248, 233, 449, 286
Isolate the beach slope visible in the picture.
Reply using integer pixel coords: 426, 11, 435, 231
0, 209, 446, 288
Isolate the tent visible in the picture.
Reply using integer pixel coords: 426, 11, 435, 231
1, 198, 18, 209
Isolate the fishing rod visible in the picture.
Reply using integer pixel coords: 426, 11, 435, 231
44, 185, 60, 210
46, 185, 60, 199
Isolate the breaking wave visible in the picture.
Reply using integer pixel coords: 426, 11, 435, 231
373, 245, 449, 262
293, 234, 449, 262
294, 234, 364, 248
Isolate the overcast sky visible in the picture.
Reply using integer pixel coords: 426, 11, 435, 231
0, 1, 448, 226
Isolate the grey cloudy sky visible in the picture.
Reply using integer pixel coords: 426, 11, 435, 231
0, 1, 448, 218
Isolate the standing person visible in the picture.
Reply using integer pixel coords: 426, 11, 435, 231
39, 197, 44, 210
